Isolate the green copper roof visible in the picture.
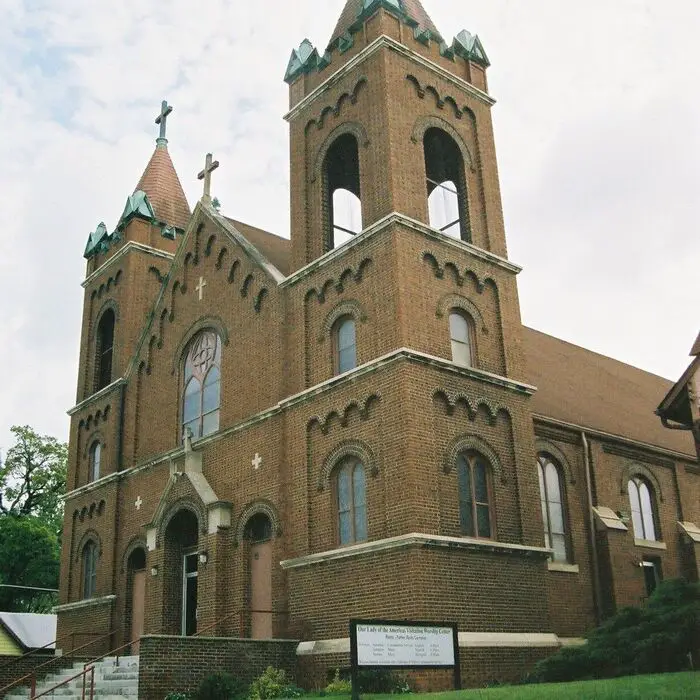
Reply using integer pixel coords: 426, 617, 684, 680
83, 222, 109, 259
453, 30, 490, 67
118, 190, 157, 228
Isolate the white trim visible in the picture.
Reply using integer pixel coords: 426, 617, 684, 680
67, 379, 125, 416
533, 414, 698, 462
634, 539, 667, 551
281, 212, 521, 289
280, 533, 551, 569
82, 242, 174, 288
296, 633, 568, 655
53, 594, 116, 614
547, 561, 580, 574
284, 35, 495, 123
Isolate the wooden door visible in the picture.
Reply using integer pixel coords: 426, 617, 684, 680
130, 570, 146, 654
250, 541, 273, 639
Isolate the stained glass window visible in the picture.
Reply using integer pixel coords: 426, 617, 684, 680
182, 332, 222, 440
628, 477, 658, 541
537, 455, 569, 562
458, 453, 492, 538
337, 459, 367, 546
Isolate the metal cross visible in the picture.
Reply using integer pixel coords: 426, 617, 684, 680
155, 100, 173, 143
135, 496, 143, 511
195, 276, 207, 301
252, 453, 263, 471
198, 153, 220, 203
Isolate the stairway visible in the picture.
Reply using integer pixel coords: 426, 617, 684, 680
3, 656, 139, 699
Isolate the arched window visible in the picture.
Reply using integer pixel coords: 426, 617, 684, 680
95, 309, 115, 392
333, 316, 357, 375
457, 452, 492, 538
449, 311, 474, 367
82, 540, 98, 599
183, 332, 222, 440
336, 459, 367, 546
424, 128, 470, 241
628, 476, 658, 541
89, 441, 101, 482
537, 455, 569, 562
244, 513, 273, 543
324, 133, 362, 250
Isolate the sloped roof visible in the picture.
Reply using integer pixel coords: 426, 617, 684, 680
226, 218, 291, 276
329, 0, 441, 47
691, 332, 700, 357
0, 613, 56, 651
523, 327, 695, 457
134, 145, 191, 231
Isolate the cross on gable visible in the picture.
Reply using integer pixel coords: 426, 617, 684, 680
252, 453, 263, 471
198, 152, 220, 204
155, 100, 173, 143
195, 276, 207, 301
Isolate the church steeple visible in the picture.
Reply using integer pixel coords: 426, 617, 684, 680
329, 0, 442, 48
133, 101, 191, 232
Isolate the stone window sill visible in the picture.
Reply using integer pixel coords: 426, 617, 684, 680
634, 539, 667, 551
53, 594, 116, 613
547, 561, 580, 574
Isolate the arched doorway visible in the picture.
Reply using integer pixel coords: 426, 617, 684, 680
126, 547, 146, 653
163, 509, 199, 636
244, 513, 273, 639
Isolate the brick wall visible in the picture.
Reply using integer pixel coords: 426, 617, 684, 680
0, 653, 74, 695
138, 635, 298, 700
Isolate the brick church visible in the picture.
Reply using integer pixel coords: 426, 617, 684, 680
56, 0, 700, 688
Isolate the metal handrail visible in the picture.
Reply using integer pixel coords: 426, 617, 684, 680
0, 629, 114, 696
32, 665, 95, 700
194, 608, 290, 638
82, 638, 139, 671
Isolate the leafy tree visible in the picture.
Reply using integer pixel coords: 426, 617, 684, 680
0, 425, 67, 535
528, 578, 700, 683
0, 515, 60, 612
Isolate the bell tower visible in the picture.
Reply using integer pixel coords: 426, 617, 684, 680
285, 0, 507, 272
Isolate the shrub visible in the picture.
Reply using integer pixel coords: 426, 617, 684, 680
196, 672, 248, 700
528, 578, 700, 683
324, 669, 352, 695
165, 694, 190, 700
356, 669, 411, 694
249, 666, 298, 700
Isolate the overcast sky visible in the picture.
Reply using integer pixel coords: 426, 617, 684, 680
1, 0, 698, 452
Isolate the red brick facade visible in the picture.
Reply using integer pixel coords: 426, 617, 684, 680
56, 0, 699, 689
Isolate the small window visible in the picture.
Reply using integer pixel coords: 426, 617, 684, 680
642, 557, 662, 597
89, 442, 101, 482
182, 332, 222, 440
334, 317, 357, 375
457, 452, 492, 538
336, 459, 367, 546
324, 133, 362, 251
537, 455, 569, 562
449, 311, 474, 367
628, 476, 658, 541
95, 309, 115, 392
82, 541, 98, 599
424, 128, 470, 241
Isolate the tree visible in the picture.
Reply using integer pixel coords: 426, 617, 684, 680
0, 516, 60, 612
0, 425, 67, 536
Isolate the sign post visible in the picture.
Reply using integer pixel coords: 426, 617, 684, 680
349, 620, 460, 700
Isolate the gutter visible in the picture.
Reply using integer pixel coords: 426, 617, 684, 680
582, 431, 602, 625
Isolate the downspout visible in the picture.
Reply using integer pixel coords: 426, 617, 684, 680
582, 431, 602, 625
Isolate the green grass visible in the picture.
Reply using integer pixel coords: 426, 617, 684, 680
309, 672, 700, 699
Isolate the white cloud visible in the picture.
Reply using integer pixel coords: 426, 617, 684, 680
0, 0, 698, 450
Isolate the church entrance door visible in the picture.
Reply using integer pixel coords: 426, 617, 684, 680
182, 550, 198, 637
245, 513, 273, 639
126, 547, 147, 654
130, 570, 146, 653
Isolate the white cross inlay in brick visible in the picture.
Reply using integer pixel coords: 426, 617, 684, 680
135, 496, 143, 511
195, 276, 207, 301
252, 453, 263, 471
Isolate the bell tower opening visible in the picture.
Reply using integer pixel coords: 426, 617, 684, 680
324, 133, 363, 251
94, 309, 115, 392
424, 128, 470, 242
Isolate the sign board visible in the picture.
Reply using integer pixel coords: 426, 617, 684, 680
349, 620, 460, 699
355, 623, 455, 667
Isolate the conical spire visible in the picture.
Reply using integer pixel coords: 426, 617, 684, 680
133, 101, 191, 232
329, 0, 441, 48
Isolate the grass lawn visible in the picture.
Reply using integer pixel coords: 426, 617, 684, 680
310, 672, 699, 699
